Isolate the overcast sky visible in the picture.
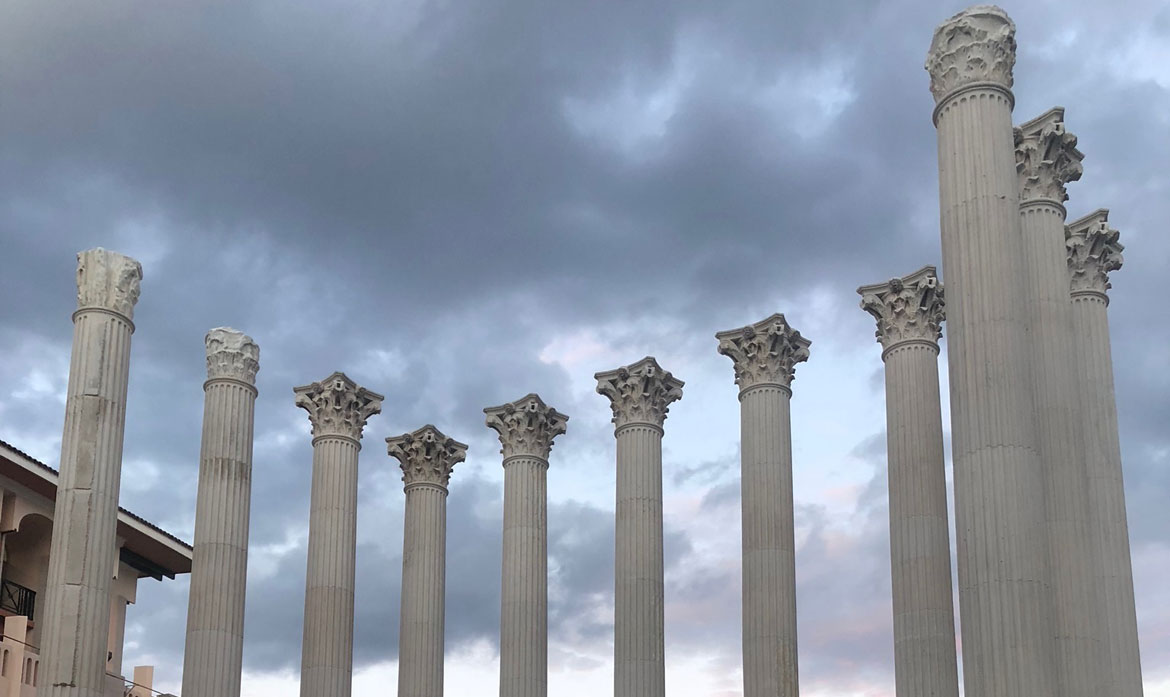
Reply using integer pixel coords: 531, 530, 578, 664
1, 1, 1167, 696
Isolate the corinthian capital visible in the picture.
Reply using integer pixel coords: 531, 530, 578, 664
387, 425, 468, 489
858, 266, 946, 351
484, 393, 568, 460
76, 248, 143, 320
1066, 208, 1124, 296
205, 327, 260, 384
595, 357, 684, 429
716, 313, 811, 391
1016, 107, 1083, 203
294, 372, 383, 441
925, 5, 1016, 103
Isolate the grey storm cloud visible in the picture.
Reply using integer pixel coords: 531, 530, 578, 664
2, 0, 1168, 694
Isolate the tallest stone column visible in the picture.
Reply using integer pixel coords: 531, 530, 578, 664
925, 7, 1056, 697
41, 249, 142, 697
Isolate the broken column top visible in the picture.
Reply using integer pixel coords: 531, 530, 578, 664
925, 5, 1016, 104
76, 248, 143, 319
205, 327, 260, 385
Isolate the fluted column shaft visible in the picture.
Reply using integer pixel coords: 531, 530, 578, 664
41, 249, 141, 697
614, 422, 666, 697
499, 456, 548, 697
1020, 199, 1104, 697
883, 341, 959, 697
739, 383, 798, 696
1072, 288, 1143, 697
927, 10, 1056, 693
300, 434, 361, 696
182, 372, 257, 697
398, 482, 448, 697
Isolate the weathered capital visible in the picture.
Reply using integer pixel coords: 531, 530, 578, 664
76, 248, 143, 319
484, 393, 568, 460
387, 425, 468, 489
294, 371, 383, 441
205, 327, 260, 384
858, 266, 945, 351
595, 356, 684, 429
1016, 107, 1083, 204
1066, 208, 1124, 297
925, 5, 1016, 103
716, 313, 811, 391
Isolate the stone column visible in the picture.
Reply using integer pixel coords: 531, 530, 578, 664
181, 328, 260, 697
858, 268, 959, 697
595, 357, 683, 697
485, 395, 568, 697
1016, 108, 1107, 696
1066, 210, 1144, 697
715, 314, 809, 697
926, 8, 1056, 696
294, 373, 383, 697
40, 248, 142, 697
387, 425, 468, 697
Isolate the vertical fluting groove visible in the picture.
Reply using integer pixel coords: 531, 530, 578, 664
182, 377, 257, 697
398, 484, 448, 697
1019, 202, 1105, 697
614, 423, 665, 697
500, 457, 548, 697
41, 308, 134, 697
935, 88, 1057, 697
739, 384, 798, 697
883, 343, 959, 697
300, 436, 361, 697
1072, 293, 1145, 697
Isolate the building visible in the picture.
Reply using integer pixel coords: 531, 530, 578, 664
0, 439, 191, 697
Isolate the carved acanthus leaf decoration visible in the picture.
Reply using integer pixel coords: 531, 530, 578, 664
387, 425, 468, 488
595, 357, 684, 429
294, 372, 383, 440
716, 313, 811, 390
1067, 210, 1124, 296
1015, 109, 1083, 203
76, 248, 143, 319
484, 394, 568, 460
858, 267, 946, 349
925, 5, 1016, 103
206, 327, 260, 384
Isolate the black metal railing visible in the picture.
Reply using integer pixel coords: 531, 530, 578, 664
0, 579, 36, 619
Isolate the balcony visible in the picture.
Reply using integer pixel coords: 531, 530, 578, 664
0, 583, 34, 622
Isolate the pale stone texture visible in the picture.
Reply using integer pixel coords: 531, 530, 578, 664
485, 395, 568, 697
716, 314, 809, 697
1066, 210, 1144, 697
181, 328, 260, 697
595, 357, 683, 697
40, 249, 142, 697
294, 373, 383, 697
387, 426, 468, 697
859, 268, 959, 697
926, 7, 1057, 696
1016, 108, 1106, 697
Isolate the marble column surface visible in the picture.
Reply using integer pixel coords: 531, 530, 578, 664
388, 425, 468, 697
859, 268, 959, 697
295, 373, 383, 697
1016, 107, 1106, 697
182, 328, 260, 697
1067, 209, 1144, 697
40, 249, 142, 697
716, 313, 809, 697
485, 394, 568, 697
926, 7, 1056, 696
595, 357, 683, 697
